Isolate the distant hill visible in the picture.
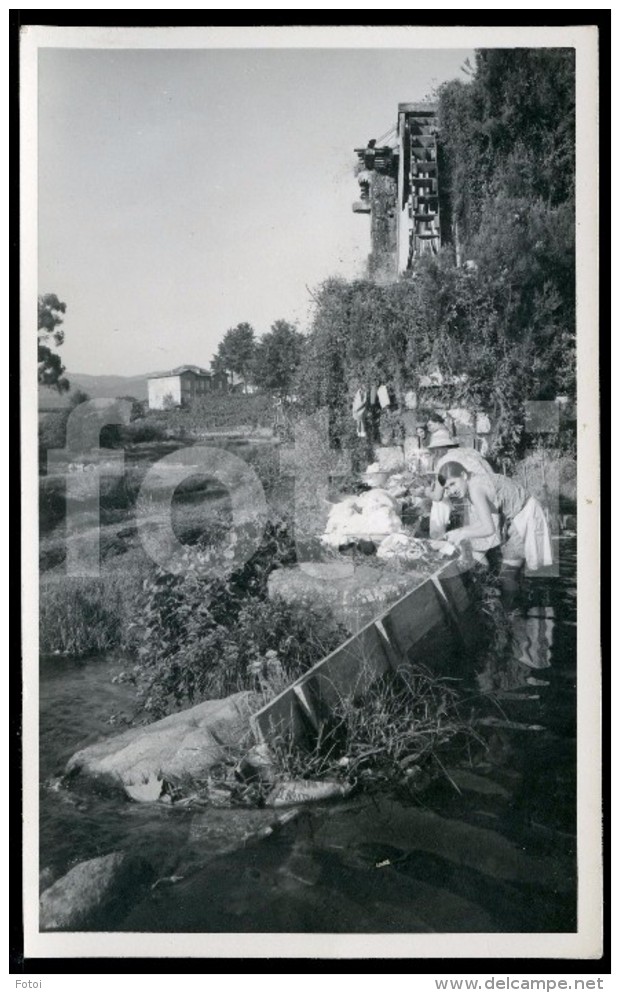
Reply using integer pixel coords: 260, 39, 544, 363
38, 371, 159, 410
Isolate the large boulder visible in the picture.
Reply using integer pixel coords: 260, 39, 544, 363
65, 691, 256, 800
39, 852, 154, 931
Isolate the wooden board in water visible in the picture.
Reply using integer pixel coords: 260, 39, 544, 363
251, 557, 476, 746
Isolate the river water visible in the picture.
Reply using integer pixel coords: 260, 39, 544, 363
39, 538, 577, 933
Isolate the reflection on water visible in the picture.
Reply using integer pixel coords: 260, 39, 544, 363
512, 609, 554, 670
39, 539, 577, 932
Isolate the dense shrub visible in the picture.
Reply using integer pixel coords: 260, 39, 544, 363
121, 421, 167, 444
129, 587, 348, 719
121, 518, 349, 718
438, 49, 575, 237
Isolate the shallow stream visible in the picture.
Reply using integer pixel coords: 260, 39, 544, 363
39, 538, 577, 933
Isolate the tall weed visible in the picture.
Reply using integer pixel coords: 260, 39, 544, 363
39, 574, 140, 657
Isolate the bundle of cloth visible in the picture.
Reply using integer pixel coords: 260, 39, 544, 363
376, 532, 456, 564
363, 465, 414, 500
322, 489, 402, 548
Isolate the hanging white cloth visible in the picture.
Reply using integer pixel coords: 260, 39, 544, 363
511, 497, 553, 571
475, 412, 492, 434
352, 388, 367, 436
352, 388, 367, 420
377, 384, 391, 409
448, 408, 473, 429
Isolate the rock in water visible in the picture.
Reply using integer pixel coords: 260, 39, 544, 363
39, 852, 154, 931
39, 866, 58, 894
65, 691, 256, 800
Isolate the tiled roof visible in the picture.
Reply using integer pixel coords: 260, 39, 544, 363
148, 364, 212, 379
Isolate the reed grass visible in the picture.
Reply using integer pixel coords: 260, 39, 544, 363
39, 573, 141, 657
267, 664, 482, 796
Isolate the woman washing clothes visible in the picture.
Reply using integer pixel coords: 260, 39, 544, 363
424, 419, 495, 539
440, 461, 553, 610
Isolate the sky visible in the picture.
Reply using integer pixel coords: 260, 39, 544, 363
38, 45, 473, 376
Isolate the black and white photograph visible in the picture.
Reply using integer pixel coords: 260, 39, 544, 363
19, 23, 601, 964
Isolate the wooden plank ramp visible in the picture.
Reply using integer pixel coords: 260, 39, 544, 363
251, 557, 478, 746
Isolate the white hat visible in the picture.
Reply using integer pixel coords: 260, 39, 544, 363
428, 427, 459, 449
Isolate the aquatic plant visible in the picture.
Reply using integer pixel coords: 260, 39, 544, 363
267, 665, 482, 798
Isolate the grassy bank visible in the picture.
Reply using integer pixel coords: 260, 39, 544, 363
39, 573, 141, 657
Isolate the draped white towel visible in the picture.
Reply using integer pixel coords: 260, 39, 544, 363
511, 497, 554, 571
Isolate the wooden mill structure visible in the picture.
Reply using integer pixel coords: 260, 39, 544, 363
353, 102, 441, 277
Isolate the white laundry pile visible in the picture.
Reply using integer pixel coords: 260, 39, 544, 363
374, 446, 405, 471
363, 448, 410, 500
322, 489, 403, 548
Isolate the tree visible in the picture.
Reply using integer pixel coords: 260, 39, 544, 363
211, 322, 256, 392
435, 49, 576, 407
38, 293, 70, 393
294, 49, 576, 464
252, 320, 305, 397
437, 48, 575, 240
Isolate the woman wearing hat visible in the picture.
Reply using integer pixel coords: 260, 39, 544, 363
425, 423, 497, 545
424, 425, 459, 538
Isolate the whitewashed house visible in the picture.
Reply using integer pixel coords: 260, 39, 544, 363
147, 365, 229, 410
